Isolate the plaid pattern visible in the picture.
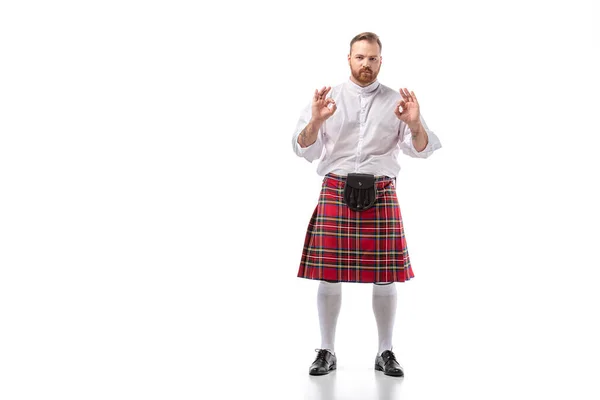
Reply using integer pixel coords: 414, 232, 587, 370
297, 173, 414, 283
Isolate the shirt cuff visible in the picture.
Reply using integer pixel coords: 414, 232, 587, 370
293, 130, 323, 158
406, 126, 442, 158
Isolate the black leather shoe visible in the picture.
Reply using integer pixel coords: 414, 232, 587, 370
375, 350, 404, 377
309, 349, 337, 376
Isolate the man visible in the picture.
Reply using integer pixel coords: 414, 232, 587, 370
292, 32, 442, 377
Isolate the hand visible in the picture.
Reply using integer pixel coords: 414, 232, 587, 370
394, 88, 420, 126
311, 86, 337, 122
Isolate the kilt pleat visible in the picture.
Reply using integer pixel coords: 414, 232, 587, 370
297, 173, 414, 283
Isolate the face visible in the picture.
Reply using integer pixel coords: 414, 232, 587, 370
348, 40, 382, 86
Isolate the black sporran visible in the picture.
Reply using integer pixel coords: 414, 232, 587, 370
343, 173, 376, 212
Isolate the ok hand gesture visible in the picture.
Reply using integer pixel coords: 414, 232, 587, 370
394, 88, 420, 126
311, 86, 337, 122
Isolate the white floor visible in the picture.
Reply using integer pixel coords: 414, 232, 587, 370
195, 279, 599, 400
3, 268, 599, 400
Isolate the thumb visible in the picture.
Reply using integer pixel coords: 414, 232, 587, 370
329, 100, 337, 114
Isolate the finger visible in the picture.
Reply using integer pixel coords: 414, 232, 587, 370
400, 88, 409, 101
316, 88, 327, 101
319, 86, 328, 97
327, 102, 337, 115
394, 106, 402, 118
411, 90, 419, 104
324, 86, 332, 97
401, 88, 409, 100
394, 101, 403, 116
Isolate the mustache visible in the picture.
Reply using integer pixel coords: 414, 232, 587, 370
360, 68, 372, 73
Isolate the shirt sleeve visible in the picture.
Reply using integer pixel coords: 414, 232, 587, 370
292, 102, 325, 162
398, 114, 442, 159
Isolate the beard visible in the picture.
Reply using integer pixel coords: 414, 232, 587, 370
351, 67, 378, 85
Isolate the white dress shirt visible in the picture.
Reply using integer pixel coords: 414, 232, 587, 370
292, 79, 442, 178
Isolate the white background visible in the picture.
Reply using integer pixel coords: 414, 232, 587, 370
1, 0, 599, 399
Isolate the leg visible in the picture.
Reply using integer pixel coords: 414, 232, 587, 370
372, 282, 397, 355
309, 280, 341, 376
317, 280, 342, 353
372, 282, 403, 377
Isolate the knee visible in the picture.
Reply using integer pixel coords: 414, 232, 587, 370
373, 282, 396, 296
319, 280, 342, 295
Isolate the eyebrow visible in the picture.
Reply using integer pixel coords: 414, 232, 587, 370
354, 54, 379, 58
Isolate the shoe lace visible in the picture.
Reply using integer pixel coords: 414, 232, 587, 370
314, 349, 329, 362
384, 350, 398, 364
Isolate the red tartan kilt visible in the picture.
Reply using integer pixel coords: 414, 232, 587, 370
297, 173, 414, 283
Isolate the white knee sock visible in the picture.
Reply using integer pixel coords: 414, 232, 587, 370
317, 281, 342, 354
372, 283, 397, 355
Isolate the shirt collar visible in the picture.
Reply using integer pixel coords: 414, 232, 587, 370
346, 78, 380, 95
